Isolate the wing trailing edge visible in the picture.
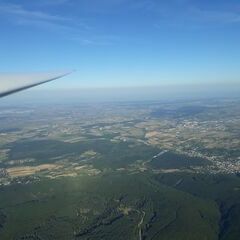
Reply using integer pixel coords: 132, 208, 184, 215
0, 71, 72, 98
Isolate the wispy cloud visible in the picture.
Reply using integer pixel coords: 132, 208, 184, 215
0, 3, 69, 22
190, 7, 240, 24
0, 0, 102, 44
126, 0, 240, 27
37, 0, 71, 7
71, 35, 120, 46
0, 2, 91, 33
0, 2, 110, 45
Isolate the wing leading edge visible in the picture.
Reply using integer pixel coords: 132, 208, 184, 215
0, 71, 72, 98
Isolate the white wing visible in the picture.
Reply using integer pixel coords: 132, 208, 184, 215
0, 71, 71, 98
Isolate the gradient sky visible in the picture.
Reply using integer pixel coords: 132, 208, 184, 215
1, 0, 240, 89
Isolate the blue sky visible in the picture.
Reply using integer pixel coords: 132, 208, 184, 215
1, 0, 240, 89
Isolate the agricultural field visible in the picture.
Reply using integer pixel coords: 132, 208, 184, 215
0, 98, 239, 239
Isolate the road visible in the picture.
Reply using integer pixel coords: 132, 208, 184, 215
137, 210, 146, 240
